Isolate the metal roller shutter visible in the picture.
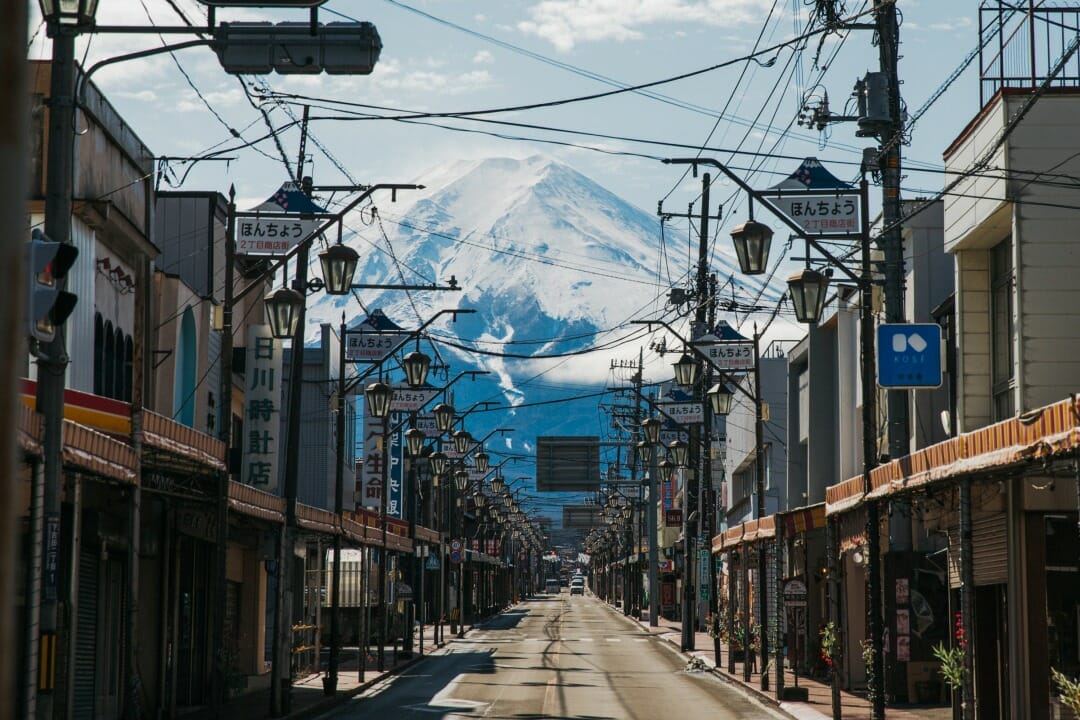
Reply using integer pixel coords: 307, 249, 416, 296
948, 512, 1007, 589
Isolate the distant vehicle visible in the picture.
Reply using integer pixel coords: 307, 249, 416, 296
559, 577, 569, 587
570, 577, 585, 595
545, 578, 561, 594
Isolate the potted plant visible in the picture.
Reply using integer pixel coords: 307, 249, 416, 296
932, 613, 967, 710
1052, 668, 1080, 719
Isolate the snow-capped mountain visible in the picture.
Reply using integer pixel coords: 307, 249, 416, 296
304, 156, 767, 508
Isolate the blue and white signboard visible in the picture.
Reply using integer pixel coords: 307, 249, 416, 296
877, 324, 943, 388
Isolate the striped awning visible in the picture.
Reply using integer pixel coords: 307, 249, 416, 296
779, 503, 826, 536
63, 420, 137, 483
138, 409, 226, 474
825, 395, 1080, 516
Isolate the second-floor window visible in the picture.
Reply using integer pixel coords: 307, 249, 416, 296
990, 237, 1015, 420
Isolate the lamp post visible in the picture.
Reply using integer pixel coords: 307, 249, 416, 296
640, 415, 662, 627
454, 466, 471, 638
664, 155, 880, 713
35, 4, 98, 718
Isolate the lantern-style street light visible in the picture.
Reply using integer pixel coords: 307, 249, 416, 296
364, 382, 393, 419
673, 354, 699, 388
433, 403, 455, 433
668, 439, 689, 467
39, 0, 99, 30
707, 383, 734, 416
264, 285, 305, 339
453, 430, 473, 455
402, 350, 432, 388
318, 243, 360, 295
490, 474, 505, 495
429, 451, 448, 477
454, 469, 470, 492
787, 267, 831, 324
474, 450, 490, 475
405, 427, 426, 457
730, 218, 773, 275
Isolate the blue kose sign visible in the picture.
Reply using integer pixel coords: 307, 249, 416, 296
876, 323, 943, 389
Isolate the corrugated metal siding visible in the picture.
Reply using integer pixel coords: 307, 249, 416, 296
68, 218, 98, 393
206, 328, 222, 437
155, 195, 213, 298
948, 512, 1007, 588
73, 549, 99, 720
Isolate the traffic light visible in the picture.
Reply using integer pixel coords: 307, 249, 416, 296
25, 229, 78, 344
213, 21, 382, 75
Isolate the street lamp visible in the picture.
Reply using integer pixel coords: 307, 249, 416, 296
474, 450, 490, 475
405, 427, 426, 457
402, 350, 432, 388
39, 0, 98, 30
787, 267, 831, 324
643, 416, 662, 445
264, 285, 305, 339
673, 354, 699, 388
318, 243, 359, 295
667, 439, 689, 467
429, 451, 448, 477
453, 430, 473, 455
490, 474, 505, 495
433, 403, 455, 433
707, 383, 734, 416
454, 469, 470, 492
364, 382, 393, 418
636, 440, 652, 464
730, 217, 773, 275
474, 491, 487, 508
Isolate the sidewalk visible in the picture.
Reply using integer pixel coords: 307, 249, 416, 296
607, 605, 951, 720
185, 622, 455, 720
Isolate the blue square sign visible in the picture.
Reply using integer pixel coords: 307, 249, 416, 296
877, 324, 943, 389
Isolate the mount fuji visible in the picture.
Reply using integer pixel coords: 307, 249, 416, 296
304, 155, 768, 518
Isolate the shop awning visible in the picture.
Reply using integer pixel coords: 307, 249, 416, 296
63, 419, 138, 483
778, 503, 827, 535
138, 409, 226, 475
18, 403, 42, 456
825, 396, 1080, 516
228, 480, 285, 523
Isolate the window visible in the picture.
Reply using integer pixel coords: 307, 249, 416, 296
990, 238, 1015, 420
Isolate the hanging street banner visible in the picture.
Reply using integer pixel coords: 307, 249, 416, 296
659, 386, 703, 424
693, 320, 755, 371
236, 181, 325, 255
345, 309, 410, 363
389, 384, 441, 412
660, 402, 704, 424
413, 414, 440, 437
242, 326, 283, 490
757, 157, 861, 238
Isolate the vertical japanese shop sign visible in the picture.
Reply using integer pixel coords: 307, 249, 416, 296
243, 326, 282, 490
387, 414, 404, 518
361, 400, 384, 511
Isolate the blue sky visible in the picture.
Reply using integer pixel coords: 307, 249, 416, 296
29, 0, 985, 226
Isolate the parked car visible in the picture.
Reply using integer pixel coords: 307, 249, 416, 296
570, 578, 585, 595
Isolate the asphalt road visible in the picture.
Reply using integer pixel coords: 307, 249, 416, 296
330, 591, 783, 720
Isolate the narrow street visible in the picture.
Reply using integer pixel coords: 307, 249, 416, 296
332, 592, 782, 719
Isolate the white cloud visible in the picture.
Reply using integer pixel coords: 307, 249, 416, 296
518, 0, 773, 52
473, 50, 495, 64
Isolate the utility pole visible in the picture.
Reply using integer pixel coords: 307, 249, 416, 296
270, 105, 311, 718
874, 0, 910, 465
4, 4, 29, 718
37, 21, 77, 720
